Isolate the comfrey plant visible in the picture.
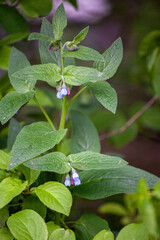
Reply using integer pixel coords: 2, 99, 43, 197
0, 4, 159, 240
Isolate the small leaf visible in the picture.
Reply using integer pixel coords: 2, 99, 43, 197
35, 181, 72, 216
8, 47, 36, 92
18, 165, 40, 185
94, 37, 123, 79
98, 202, 127, 216
24, 152, 71, 174
74, 213, 109, 240
64, 65, 106, 86
52, 3, 67, 40
0, 150, 10, 170
22, 195, 47, 219
0, 32, 28, 47
0, 91, 35, 125
0, 46, 11, 70
93, 230, 114, 240
28, 32, 54, 42
68, 151, 127, 171
72, 165, 159, 200
0, 206, 9, 228
70, 110, 100, 153
7, 118, 22, 152
49, 228, 76, 240
8, 122, 67, 169
46, 221, 60, 238
86, 81, 117, 113
12, 63, 61, 87
63, 45, 103, 61
7, 209, 48, 240
73, 26, 89, 45
116, 223, 149, 240
0, 227, 14, 240
0, 177, 27, 209
20, 0, 52, 18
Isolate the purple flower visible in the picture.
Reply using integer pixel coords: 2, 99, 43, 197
74, 177, 81, 186
57, 91, 63, 99
61, 87, 67, 96
72, 171, 79, 180
64, 177, 71, 187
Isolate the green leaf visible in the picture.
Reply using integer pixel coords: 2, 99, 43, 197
18, 165, 40, 185
8, 122, 67, 169
116, 223, 149, 240
93, 230, 114, 240
35, 181, 72, 216
49, 228, 75, 240
7, 209, 48, 240
7, 118, 22, 152
0, 170, 9, 182
70, 110, 100, 153
68, 151, 127, 171
153, 53, 160, 98
8, 47, 36, 92
12, 63, 61, 87
0, 91, 35, 125
64, 65, 106, 86
0, 227, 14, 240
46, 221, 60, 238
28, 32, 54, 42
20, 0, 52, 18
98, 202, 127, 216
74, 213, 109, 240
24, 152, 71, 174
0, 150, 10, 170
22, 195, 47, 219
63, 45, 103, 61
52, 3, 67, 40
65, 0, 77, 8
0, 32, 28, 47
139, 30, 160, 57
39, 18, 58, 65
0, 177, 27, 209
86, 81, 117, 113
94, 38, 123, 79
0, 5, 28, 34
0, 46, 11, 70
72, 165, 159, 200
72, 26, 89, 45
0, 206, 9, 228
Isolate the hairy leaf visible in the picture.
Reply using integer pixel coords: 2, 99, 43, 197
0, 150, 10, 170
28, 32, 54, 42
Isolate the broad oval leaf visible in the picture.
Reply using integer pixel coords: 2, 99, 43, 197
64, 65, 106, 86
116, 223, 149, 240
24, 152, 71, 174
12, 63, 61, 87
0, 91, 35, 125
8, 122, 67, 169
52, 3, 67, 40
8, 47, 35, 92
74, 213, 109, 240
35, 181, 72, 216
93, 230, 114, 240
49, 228, 75, 240
0, 177, 27, 209
72, 166, 159, 200
70, 110, 100, 153
63, 45, 103, 61
20, 0, 52, 18
68, 151, 127, 170
0, 150, 10, 170
7, 209, 48, 240
86, 81, 117, 113
94, 38, 123, 79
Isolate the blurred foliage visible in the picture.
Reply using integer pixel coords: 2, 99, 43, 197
98, 179, 160, 239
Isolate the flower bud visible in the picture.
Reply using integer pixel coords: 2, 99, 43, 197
67, 43, 78, 51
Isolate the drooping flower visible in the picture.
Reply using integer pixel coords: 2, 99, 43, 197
64, 175, 71, 187
74, 177, 81, 186
56, 84, 70, 99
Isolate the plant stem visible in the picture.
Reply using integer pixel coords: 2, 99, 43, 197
60, 218, 69, 229
100, 94, 158, 140
59, 43, 65, 73
59, 95, 67, 129
67, 86, 87, 109
34, 96, 56, 130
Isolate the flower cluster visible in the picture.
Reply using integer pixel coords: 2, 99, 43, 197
64, 169, 81, 187
57, 85, 70, 99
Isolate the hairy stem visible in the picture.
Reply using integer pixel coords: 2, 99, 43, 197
34, 96, 56, 130
59, 95, 67, 129
100, 94, 158, 140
